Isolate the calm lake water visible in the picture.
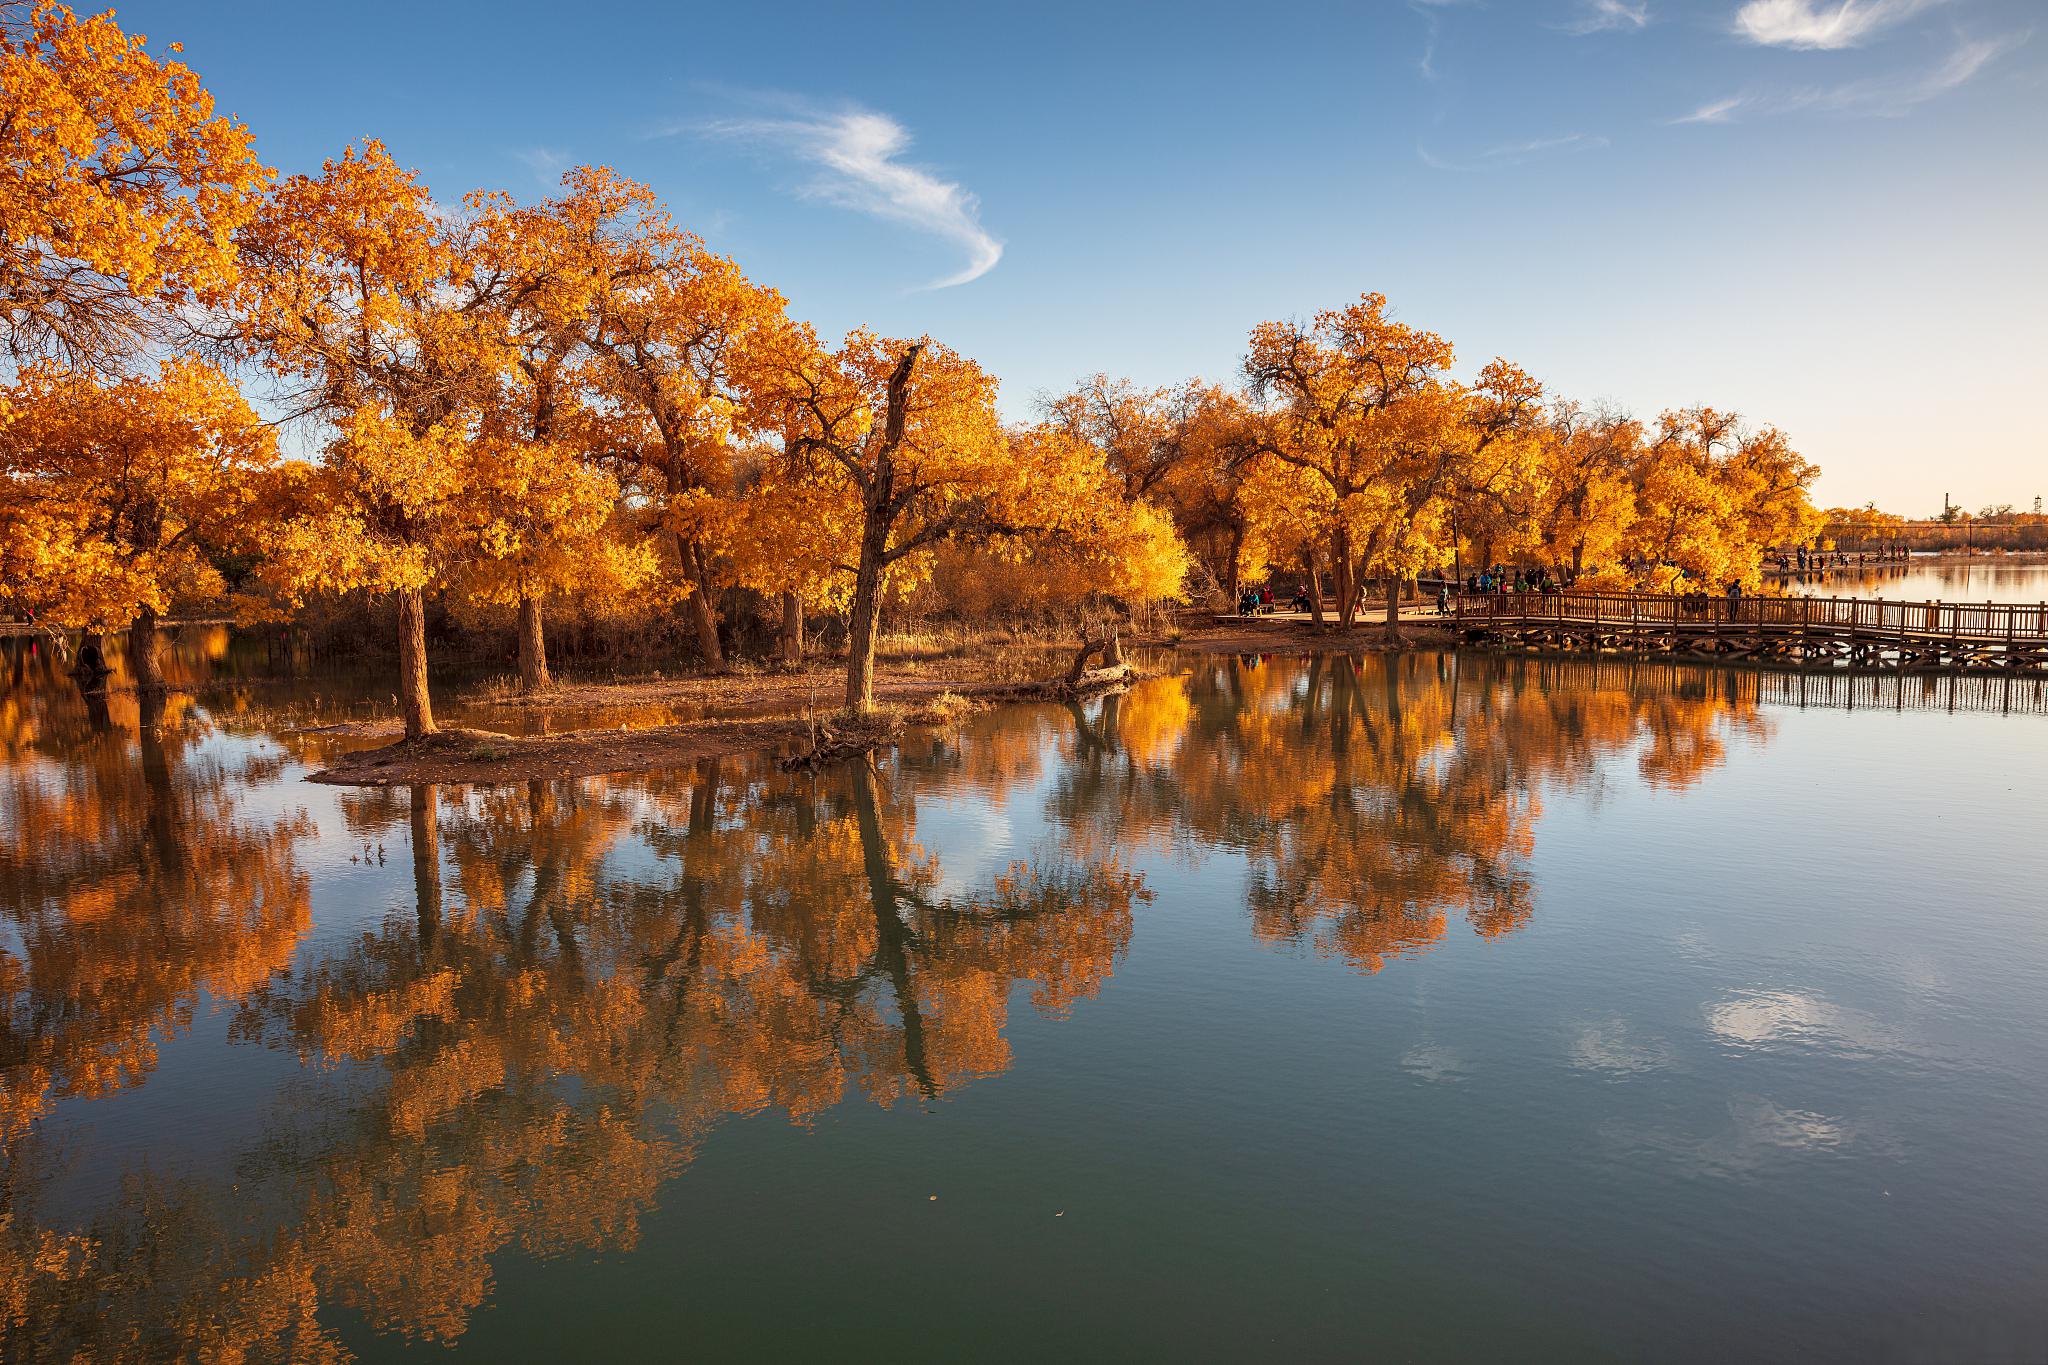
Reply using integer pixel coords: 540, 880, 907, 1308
1787, 554, 2048, 603
5, 634, 2048, 1362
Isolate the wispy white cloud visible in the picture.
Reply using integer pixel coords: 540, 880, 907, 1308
1673, 94, 1752, 125
1488, 132, 1614, 158
1409, 0, 1464, 81
682, 100, 1001, 289
1674, 31, 2022, 121
1418, 131, 1611, 170
1565, 0, 1651, 35
1732, 0, 1948, 50
515, 146, 569, 188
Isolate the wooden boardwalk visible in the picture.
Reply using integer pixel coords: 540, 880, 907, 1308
1450, 590, 2048, 672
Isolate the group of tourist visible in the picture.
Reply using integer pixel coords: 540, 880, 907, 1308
1463, 567, 1569, 597
1675, 582, 1747, 616
1773, 543, 1911, 573
1233, 552, 1848, 621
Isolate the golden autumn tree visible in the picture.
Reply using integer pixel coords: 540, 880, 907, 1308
729, 441, 858, 665
1625, 407, 1817, 592
231, 141, 505, 739
1825, 502, 1905, 550
1236, 444, 1332, 612
464, 168, 660, 691
447, 435, 649, 692
918, 425, 1191, 620
1045, 373, 1184, 501
1242, 293, 1449, 627
587, 197, 794, 669
1158, 388, 1270, 606
1519, 402, 1643, 585
1245, 293, 1542, 633
755, 333, 1164, 712
0, 1, 268, 372
1721, 422, 1822, 561
1047, 377, 1263, 606
751, 333, 1002, 711
0, 357, 277, 690
1628, 408, 1745, 590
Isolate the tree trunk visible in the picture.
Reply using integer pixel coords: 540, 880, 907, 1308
1333, 529, 1357, 629
684, 586, 723, 669
845, 513, 889, 714
1223, 522, 1246, 608
1066, 629, 1125, 684
396, 587, 436, 740
845, 344, 919, 715
1385, 575, 1402, 639
669, 532, 724, 669
780, 589, 805, 666
129, 604, 165, 694
1304, 548, 1326, 627
516, 595, 552, 693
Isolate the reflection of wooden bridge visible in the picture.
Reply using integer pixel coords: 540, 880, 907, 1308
1477, 654, 2048, 718
1451, 591, 2048, 673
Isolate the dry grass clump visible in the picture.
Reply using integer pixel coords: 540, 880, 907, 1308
902, 689, 972, 725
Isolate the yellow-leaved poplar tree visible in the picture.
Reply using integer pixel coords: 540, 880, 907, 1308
1245, 294, 1541, 633
0, 1, 268, 371
589, 196, 795, 669
0, 357, 276, 689
749, 332, 1014, 712
233, 140, 503, 739
466, 168, 662, 690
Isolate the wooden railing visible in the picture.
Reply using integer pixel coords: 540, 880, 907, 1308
1452, 591, 2048, 642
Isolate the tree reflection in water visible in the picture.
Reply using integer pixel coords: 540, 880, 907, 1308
0, 692, 313, 1141
0, 650, 1757, 1359
2, 742, 1144, 1359
1048, 652, 1764, 972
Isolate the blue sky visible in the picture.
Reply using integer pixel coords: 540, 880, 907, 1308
124, 0, 2045, 512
